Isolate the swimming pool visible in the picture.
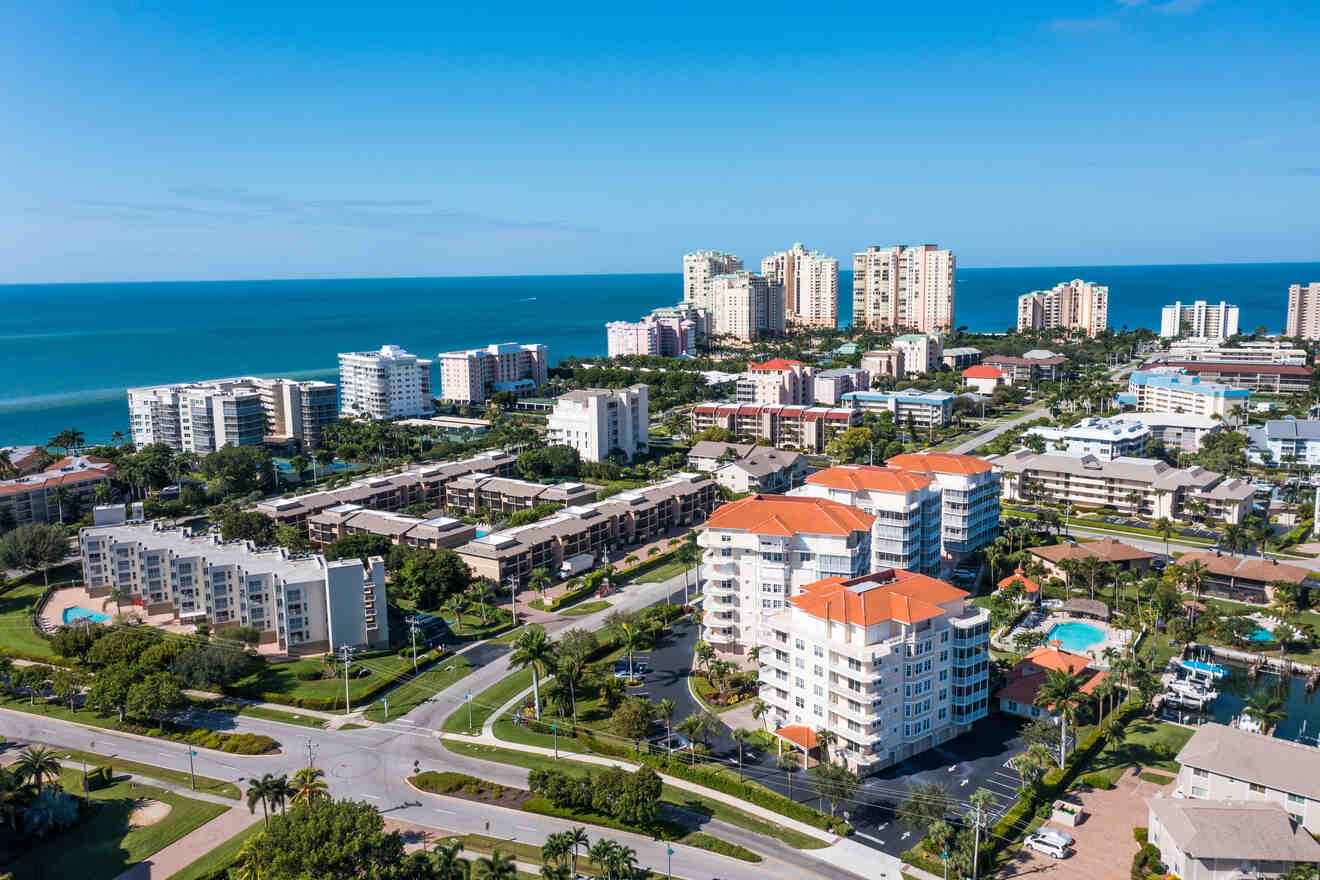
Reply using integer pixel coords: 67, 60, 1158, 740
63, 606, 111, 625
1046, 621, 1105, 653
1245, 628, 1274, 642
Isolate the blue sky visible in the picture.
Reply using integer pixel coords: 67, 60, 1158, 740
2, 0, 1318, 282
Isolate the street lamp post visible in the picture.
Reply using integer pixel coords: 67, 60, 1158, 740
187, 747, 197, 791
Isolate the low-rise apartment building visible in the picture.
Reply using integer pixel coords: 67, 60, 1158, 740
861, 349, 904, 381
1175, 723, 1320, 834
307, 504, 476, 550
1124, 370, 1251, 422
886, 452, 1001, 561
1122, 411, 1221, 453
1027, 538, 1154, 581
0, 455, 117, 530
961, 365, 1007, 395
1248, 420, 1320, 468
987, 451, 1254, 523
941, 347, 982, 370
1026, 416, 1151, 459
436, 342, 548, 404
1170, 551, 1310, 604
760, 568, 990, 774
338, 345, 433, 419
983, 352, 1067, 384
1143, 361, 1310, 394
789, 465, 942, 575
996, 646, 1105, 721
736, 359, 815, 405
1146, 797, 1320, 880
1162, 338, 1308, 365
80, 521, 388, 651
254, 451, 516, 535
685, 441, 805, 494
689, 403, 860, 451
841, 390, 954, 428
699, 495, 873, 653
455, 473, 715, 583
546, 385, 648, 463
444, 474, 598, 514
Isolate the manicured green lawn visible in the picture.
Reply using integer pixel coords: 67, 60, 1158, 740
50, 747, 240, 799
166, 819, 263, 880
186, 697, 327, 729
230, 649, 418, 702
0, 767, 229, 880
1088, 719, 1194, 783
558, 599, 612, 616
442, 667, 535, 733
0, 578, 59, 657
364, 654, 474, 722
631, 559, 692, 584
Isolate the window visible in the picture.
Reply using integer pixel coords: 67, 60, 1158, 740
1191, 767, 1209, 779
940, 631, 949, 643
813, 645, 824, 658
1249, 783, 1267, 794
813, 665, 824, 677
795, 677, 805, 689
794, 696, 805, 709
1287, 793, 1305, 806
1190, 786, 1208, 798
813, 685, 824, 697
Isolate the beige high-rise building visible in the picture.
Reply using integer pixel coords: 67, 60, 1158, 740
710, 272, 785, 341
436, 342, 548, 404
683, 250, 743, 312
1286, 283, 1320, 340
761, 243, 839, 330
852, 245, 955, 334
1017, 279, 1108, 338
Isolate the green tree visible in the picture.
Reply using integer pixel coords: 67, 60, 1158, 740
475, 850, 517, 880
1243, 690, 1288, 734
826, 426, 873, 463
809, 761, 861, 816
125, 671, 182, 724
218, 509, 278, 545
609, 697, 655, 751
324, 532, 393, 563
896, 782, 953, 831
238, 798, 407, 876
15, 746, 61, 793
510, 625, 556, 719
0, 522, 69, 586
395, 548, 471, 609
199, 444, 274, 496
1034, 668, 1085, 768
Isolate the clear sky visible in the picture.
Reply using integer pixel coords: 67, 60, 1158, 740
3, 0, 1318, 283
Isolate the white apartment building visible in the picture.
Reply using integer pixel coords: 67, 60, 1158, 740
436, 342, 548, 404
1285, 282, 1320, 340
605, 320, 658, 357
790, 465, 942, 575
710, 271, 785, 341
813, 368, 870, 406
761, 243, 839, 330
894, 334, 942, 374
128, 381, 267, 454
699, 494, 873, 653
546, 385, 648, 463
80, 521, 388, 652
0, 455, 117, 530
852, 244, 956, 334
1145, 798, 1320, 880
759, 569, 991, 773
886, 452, 1002, 562
1025, 416, 1151, 459
1159, 300, 1240, 340
338, 345, 433, 419
1162, 338, 1307, 365
1122, 411, 1220, 453
840, 390, 954, 428
645, 305, 703, 354
735, 358, 815, 405
1016, 279, 1109, 337
683, 250, 744, 312
248, 378, 339, 449
1125, 370, 1251, 422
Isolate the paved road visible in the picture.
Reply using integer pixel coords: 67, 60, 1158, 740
947, 406, 1047, 455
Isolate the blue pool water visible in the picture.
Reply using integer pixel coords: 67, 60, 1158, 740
475, 529, 491, 538
1245, 628, 1274, 642
63, 606, 111, 625
1046, 621, 1105, 653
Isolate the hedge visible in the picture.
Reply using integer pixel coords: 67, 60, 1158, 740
82, 764, 113, 792
682, 832, 761, 863
227, 646, 453, 711
1133, 827, 1148, 844
412, 771, 506, 798
1081, 772, 1115, 790
0, 645, 78, 667
1131, 843, 1165, 880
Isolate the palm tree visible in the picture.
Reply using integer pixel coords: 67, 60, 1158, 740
1181, 559, 1208, 602
658, 698, 676, 746
814, 727, 837, 765
677, 531, 700, 600
475, 849, 517, 879
528, 566, 552, 602
564, 827, 589, 878
556, 653, 586, 724
246, 774, 279, 828
1154, 517, 1175, 557
731, 727, 751, 781
0, 767, 24, 832
15, 746, 61, 793
290, 766, 328, 804
432, 840, 465, 880
109, 586, 128, 614
751, 698, 769, 730
539, 865, 569, 880
588, 840, 618, 876
0, 449, 13, 479
51, 485, 69, 524
267, 774, 294, 813
676, 713, 703, 761
777, 750, 801, 797
1011, 743, 1055, 794
444, 595, 468, 634
615, 621, 649, 675
1269, 581, 1305, 618
510, 625, 556, 719
1223, 524, 1247, 555
1034, 669, 1085, 769
468, 579, 495, 623
541, 831, 571, 869
1243, 690, 1288, 734
1092, 677, 1120, 722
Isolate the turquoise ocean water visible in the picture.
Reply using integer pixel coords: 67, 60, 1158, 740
2, 263, 1317, 446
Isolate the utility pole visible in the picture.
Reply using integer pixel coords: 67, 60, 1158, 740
971, 802, 984, 880
506, 576, 519, 627
464, 691, 473, 733
187, 747, 198, 791
405, 614, 421, 674
340, 644, 355, 715
304, 737, 318, 769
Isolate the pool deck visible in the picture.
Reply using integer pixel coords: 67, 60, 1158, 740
1005, 609, 1133, 667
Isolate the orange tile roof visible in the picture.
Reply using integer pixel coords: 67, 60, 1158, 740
962, 365, 1005, 379
774, 725, 819, 750
805, 465, 932, 494
1021, 645, 1093, 675
997, 568, 1040, 593
1029, 538, 1155, 565
789, 570, 967, 626
995, 646, 1104, 706
886, 452, 995, 476
704, 494, 874, 537
750, 358, 806, 371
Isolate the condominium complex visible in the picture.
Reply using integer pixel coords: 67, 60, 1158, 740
1159, 300, 1240, 340
886, 452, 1001, 561
699, 494, 874, 653
255, 450, 517, 535
1120, 411, 1220, 453
1159, 338, 1307, 365
338, 345, 433, 419
444, 474, 599, 514
790, 465, 942, 575
605, 320, 658, 357
127, 380, 267, 453
1016, 279, 1109, 337
941, 347, 982, 370
812, 368, 870, 405
1025, 416, 1151, 459
0, 455, 116, 530
982, 351, 1067, 384
761, 243, 839, 329
545, 385, 648, 462
685, 441, 806, 494
689, 403, 860, 451
852, 244, 956, 334
736, 359, 815, 405
1140, 361, 1310, 394
840, 390, 954, 428
759, 568, 990, 774
986, 450, 1254, 523
894, 334, 942, 375
1145, 798, 1320, 880
80, 521, 388, 651
455, 473, 715, 583
605, 307, 703, 357
1247, 420, 1320, 469
710, 272, 785, 341
1124, 370, 1251, 422
682, 250, 744, 311
306, 505, 476, 550
1285, 282, 1320, 340
436, 342, 548, 404
861, 349, 904, 381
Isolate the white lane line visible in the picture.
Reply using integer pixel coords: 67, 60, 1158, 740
960, 779, 969, 787
857, 833, 887, 846
947, 765, 958, 772
431, 808, 456, 815
516, 825, 538, 833
361, 794, 381, 800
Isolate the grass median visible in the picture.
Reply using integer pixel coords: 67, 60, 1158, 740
51, 747, 241, 799
365, 654, 474, 722
442, 667, 534, 734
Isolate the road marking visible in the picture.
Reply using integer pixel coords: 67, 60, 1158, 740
960, 779, 969, 787
877, 822, 888, 831
947, 765, 958, 772
516, 825, 538, 833
361, 794, 380, 800
857, 833, 887, 846
901, 831, 911, 841
431, 808, 456, 815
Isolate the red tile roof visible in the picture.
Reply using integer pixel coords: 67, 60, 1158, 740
704, 494, 874, 537
789, 570, 967, 626
806, 465, 932, 494
886, 452, 995, 476
750, 358, 807, 371
775, 725, 819, 750
962, 365, 1005, 379
997, 568, 1040, 593
995, 646, 1106, 706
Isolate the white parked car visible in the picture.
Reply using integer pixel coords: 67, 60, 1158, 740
1041, 598, 1064, 610
1025, 829, 1073, 859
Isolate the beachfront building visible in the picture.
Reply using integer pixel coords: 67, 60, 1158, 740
759, 569, 990, 773
852, 244, 956, 334
790, 465, 942, 575
127, 380, 267, 453
605, 320, 658, 357
1025, 416, 1151, 460
1170, 551, 1310, 604
455, 473, 715, 583
986, 451, 1255, 523
941, 347, 983, 370
80, 521, 388, 651
1286, 282, 1320, 341
886, 452, 1001, 562
1175, 723, 1320, 834
1016, 280, 1109, 337
813, 368, 871, 405
1145, 797, 1320, 880
1248, 420, 1320, 468
683, 250, 743, 312
307, 505, 476, 550
338, 345, 433, 419
841, 390, 954, 429
996, 646, 1105, 721
546, 385, 648, 463
1121, 412, 1221, 453
606, 307, 702, 357
699, 494, 873, 653
710, 272, 785, 341
861, 349, 905, 381
736, 359, 815, 405
0, 455, 116, 531
444, 474, 598, 514
254, 451, 516, 536
689, 403, 860, 452
435, 342, 548, 404
761, 243, 839, 330
1140, 361, 1310, 394
1158, 339, 1308, 365
685, 441, 806, 494
962, 365, 1007, 395
1159, 300, 1240, 340
1124, 370, 1251, 423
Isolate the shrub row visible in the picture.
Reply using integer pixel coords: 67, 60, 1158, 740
1131, 843, 1165, 880
0, 644, 78, 667
411, 771, 506, 797
118, 722, 278, 755
229, 647, 451, 711
681, 832, 761, 863
82, 764, 113, 792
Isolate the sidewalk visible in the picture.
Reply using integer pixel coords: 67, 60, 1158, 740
114, 805, 258, 880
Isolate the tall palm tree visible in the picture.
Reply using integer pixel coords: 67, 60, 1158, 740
615, 621, 649, 675
777, 750, 801, 797
556, 653, 586, 724
432, 840, 465, 880
468, 579, 496, 623
510, 625, 556, 719
15, 746, 61, 793
246, 774, 278, 828
588, 840, 618, 875
444, 595, 468, 634
0, 449, 15, 479
0, 767, 24, 832
1181, 560, 1208, 602
50, 485, 69, 524
751, 698, 770, 731
1154, 517, 1175, 558
1034, 669, 1085, 769
814, 727, 837, 765
541, 831, 571, 869
564, 827, 589, 878
475, 849, 517, 880
1223, 524, 1247, 555
290, 767, 329, 804
658, 698, 676, 746
1011, 743, 1055, 794
731, 727, 751, 781
1243, 690, 1288, 734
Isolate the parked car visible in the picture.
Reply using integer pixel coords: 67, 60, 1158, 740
1025, 829, 1073, 859
650, 733, 691, 753
1041, 598, 1064, 610
613, 661, 648, 679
